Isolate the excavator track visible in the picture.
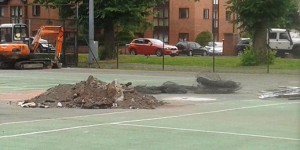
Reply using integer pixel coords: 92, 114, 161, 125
0, 62, 14, 69
14, 59, 52, 70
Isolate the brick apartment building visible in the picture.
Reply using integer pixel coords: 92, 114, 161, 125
145, 0, 237, 45
0, 0, 76, 40
1, 0, 236, 46
0, 0, 61, 33
2, 0, 299, 56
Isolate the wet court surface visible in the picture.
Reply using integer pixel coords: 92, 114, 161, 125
0, 68, 299, 150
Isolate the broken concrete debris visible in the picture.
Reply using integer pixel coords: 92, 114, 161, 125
17, 101, 37, 108
259, 86, 300, 100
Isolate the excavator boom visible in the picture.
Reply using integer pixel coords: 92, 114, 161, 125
31, 26, 64, 63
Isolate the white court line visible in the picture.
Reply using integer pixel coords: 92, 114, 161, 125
0, 102, 298, 139
0, 110, 136, 126
116, 123, 300, 141
110, 101, 300, 124
0, 123, 112, 139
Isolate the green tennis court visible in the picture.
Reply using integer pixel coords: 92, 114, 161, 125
0, 69, 299, 150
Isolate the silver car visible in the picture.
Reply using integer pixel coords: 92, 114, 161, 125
206, 42, 223, 55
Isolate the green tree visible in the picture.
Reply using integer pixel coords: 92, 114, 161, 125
284, 2, 300, 31
227, 0, 299, 63
34, 0, 165, 59
32, 0, 75, 19
195, 31, 212, 46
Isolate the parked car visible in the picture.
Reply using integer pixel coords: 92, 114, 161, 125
236, 38, 251, 56
127, 38, 179, 57
29, 37, 56, 53
205, 42, 223, 55
176, 41, 208, 56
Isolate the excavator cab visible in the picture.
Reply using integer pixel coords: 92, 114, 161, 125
0, 24, 31, 63
0, 23, 29, 44
13, 24, 30, 43
0, 28, 12, 43
0, 25, 13, 43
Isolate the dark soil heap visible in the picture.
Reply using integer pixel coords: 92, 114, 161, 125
26, 75, 164, 109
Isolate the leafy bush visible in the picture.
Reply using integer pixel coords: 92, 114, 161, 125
116, 30, 135, 45
266, 50, 276, 64
240, 47, 258, 66
240, 48, 276, 66
98, 47, 107, 60
195, 31, 212, 46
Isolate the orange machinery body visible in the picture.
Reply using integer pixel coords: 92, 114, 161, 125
0, 43, 30, 61
0, 23, 31, 62
0, 23, 64, 69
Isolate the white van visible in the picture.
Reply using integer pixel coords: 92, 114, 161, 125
268, 28, 300, 57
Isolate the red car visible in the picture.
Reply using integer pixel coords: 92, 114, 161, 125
127, 38, 179, 56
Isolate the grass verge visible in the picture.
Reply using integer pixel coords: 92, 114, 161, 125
79, 54, 299, 70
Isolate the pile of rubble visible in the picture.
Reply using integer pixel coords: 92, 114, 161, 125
18, 74, 242, 109
19, 76, 164, 109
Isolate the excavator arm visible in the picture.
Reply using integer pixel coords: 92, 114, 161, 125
31, 26, 64, 63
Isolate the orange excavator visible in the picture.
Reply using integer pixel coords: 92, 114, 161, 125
0, 23, 64, 69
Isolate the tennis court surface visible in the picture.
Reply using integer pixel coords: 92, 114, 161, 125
0, 68, 299, 150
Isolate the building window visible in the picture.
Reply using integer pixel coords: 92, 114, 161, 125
11, 6, 22, 17
10, 6, 23, 23
154, 7, 169, 27
154, 32, 169, 43
203, 9, 209, 19
179, 33, 189, 42
225, 11, 231, 21
153, 2, 169, 43
179, 8, 189, 19
213, 11, 218, 28
32, 5, 40, 16
0, 6, 4, 17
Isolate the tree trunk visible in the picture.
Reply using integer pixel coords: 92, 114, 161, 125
103, 21, 115, 59
252, 22, 268, 64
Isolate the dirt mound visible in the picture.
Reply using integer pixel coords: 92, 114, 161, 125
23, 75, 165, 109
